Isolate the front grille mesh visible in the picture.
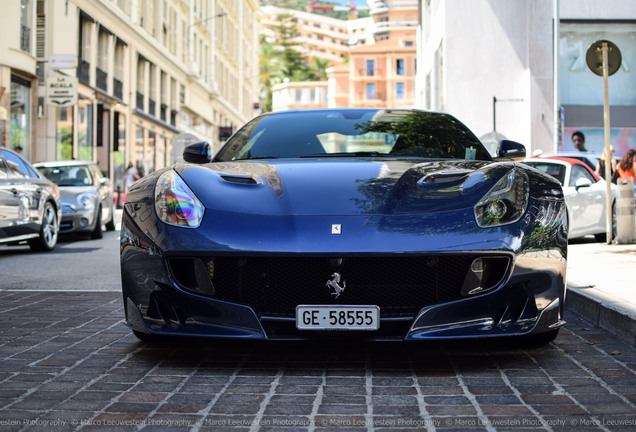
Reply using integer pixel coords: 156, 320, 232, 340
173, 255, 479, 318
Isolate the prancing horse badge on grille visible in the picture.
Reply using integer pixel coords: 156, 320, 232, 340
327, 272, 346, 298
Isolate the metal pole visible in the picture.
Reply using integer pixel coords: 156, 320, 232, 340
492, 96, 497, 132
602, 42, 613, 244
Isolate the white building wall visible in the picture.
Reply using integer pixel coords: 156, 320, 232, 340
416, 0, 636, 156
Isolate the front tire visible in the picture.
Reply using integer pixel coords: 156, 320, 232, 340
28, 201, 59, 252
105, 211, 116, 231
91, 206, 103, 239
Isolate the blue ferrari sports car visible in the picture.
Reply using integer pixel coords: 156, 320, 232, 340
120, 109, 568, 344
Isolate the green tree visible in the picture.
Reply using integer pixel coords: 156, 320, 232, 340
309, 56, 331, 81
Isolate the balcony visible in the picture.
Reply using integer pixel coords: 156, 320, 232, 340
96, 67, 108, 92
160, 104, 167, 122
77, 60, 90, 85
20, 25, 31, 52
113, 78, 123, 100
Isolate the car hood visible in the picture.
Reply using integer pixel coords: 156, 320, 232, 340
58, 186, 95, 204
177, 159, 513, 216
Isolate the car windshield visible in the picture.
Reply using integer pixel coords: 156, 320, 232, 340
524, 162, 566, 186
214, 109, 491, 162
38, 165, 94, 186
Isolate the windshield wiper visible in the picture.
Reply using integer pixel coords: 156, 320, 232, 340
300, 152, 389, 158
233, 156, 279, 161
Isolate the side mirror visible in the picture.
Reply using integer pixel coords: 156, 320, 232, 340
494, 140, 526, 162
575, 177, 592, 190
183, 141, 212, 164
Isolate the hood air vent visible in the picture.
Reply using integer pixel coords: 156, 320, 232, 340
220, 175, 260, 185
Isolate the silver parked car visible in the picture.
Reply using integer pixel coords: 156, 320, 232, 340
0, 147, 61, 251
35, 161, 116, 239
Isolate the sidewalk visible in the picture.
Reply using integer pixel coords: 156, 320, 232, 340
566, 238, 636, 347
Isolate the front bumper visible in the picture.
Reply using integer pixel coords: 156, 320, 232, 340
60, 204, 98, 233
120, 206, 567, 341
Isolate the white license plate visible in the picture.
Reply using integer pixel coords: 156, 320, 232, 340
296, 305, 380, 330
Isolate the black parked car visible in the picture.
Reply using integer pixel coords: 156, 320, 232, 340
0, 147, 61, 251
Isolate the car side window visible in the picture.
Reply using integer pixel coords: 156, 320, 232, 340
0, 150, 37, 179
569, 165, 595, 187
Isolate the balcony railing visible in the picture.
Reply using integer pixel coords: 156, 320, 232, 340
160, 104, 167, 122
113, 78, 123, 100
96, 67, 107, 92
20, 25, 31, 52
77, 60, 90, 84
148, 98, 156, 116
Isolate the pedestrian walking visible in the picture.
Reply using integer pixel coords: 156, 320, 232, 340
123, 162, 139, 194
595, 145, 617, 180
614, 149, 636, 184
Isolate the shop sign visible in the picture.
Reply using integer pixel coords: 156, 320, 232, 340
49, 54, 77, 69
46, 75, 78, 107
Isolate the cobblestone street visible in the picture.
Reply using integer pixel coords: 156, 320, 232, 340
0, 291, 635, 431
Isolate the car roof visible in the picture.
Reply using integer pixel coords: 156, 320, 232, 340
527, 156, 601, 181
34, 160, 95, 167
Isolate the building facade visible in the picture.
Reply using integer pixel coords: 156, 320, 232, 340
415, 0, 636, 156
260, 5, 351, 64
325, 37, 416, 109
1, 0, 260, 195
0, 0, 38, 163
269, 0, 418, 111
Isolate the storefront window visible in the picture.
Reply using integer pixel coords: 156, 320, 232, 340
157, 135, 167, 170
78, 99, 93, 160
559, 22, 636, 155
56, 106, 74, 160
10, 75, 32, 161
113, 112, 126, 196
135, 124, 145, 176
146, 130, 156, 173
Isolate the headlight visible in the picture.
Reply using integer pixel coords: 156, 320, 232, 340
474, 168, 529, 227
77, 193, 96, 209
155, 170, 205, 228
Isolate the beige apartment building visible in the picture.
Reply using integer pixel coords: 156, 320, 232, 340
260, 5, 350, 64
330, 36, 416, 108
270, 0, 418, 112
0, 0, 260, 194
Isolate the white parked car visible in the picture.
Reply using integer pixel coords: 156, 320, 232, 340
523, 157, 615, 241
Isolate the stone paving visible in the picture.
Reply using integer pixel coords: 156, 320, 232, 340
1, 291, 635, 431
